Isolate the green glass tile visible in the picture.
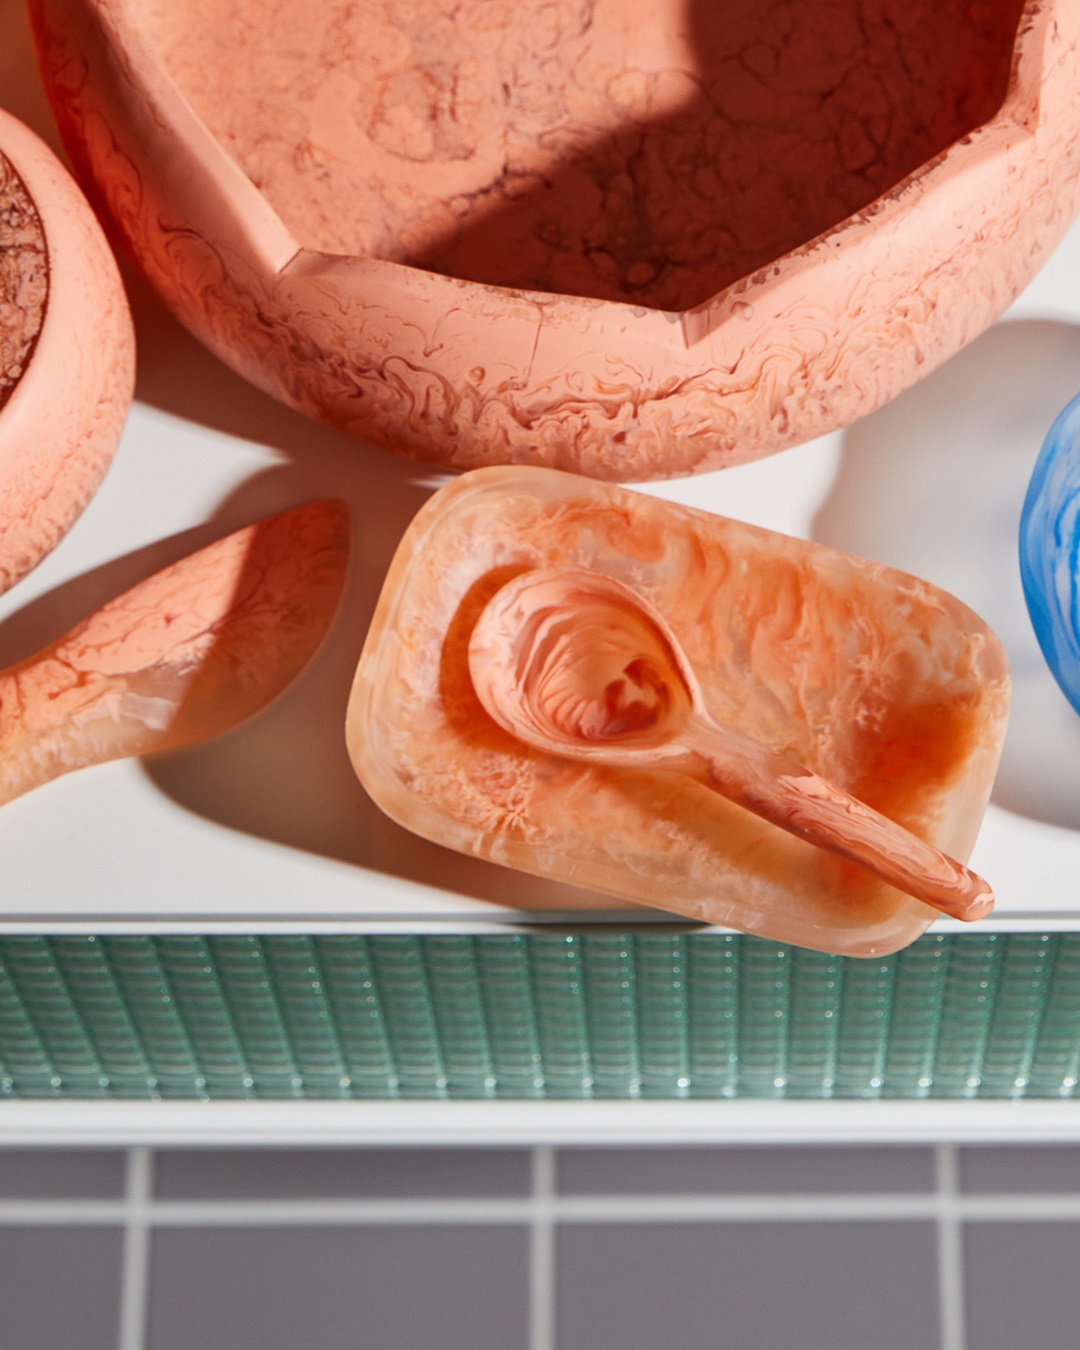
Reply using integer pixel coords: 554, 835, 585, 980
881, 935, 950, 1098
738, 941, 791, 1097
422, 937, 495, 1099
313, 937, 397, 1098
529, 935, 592, 1098
46, 939, 154, 1097
0, 931, 1079, 1100
0, 938, 108, 1095
154, 937, 253, 1097
0, 950, 60, 1096
581, 935, 640, 1097
1029, 934, 1080, 1097
686, 935, 740, 1098
978, 934, 1057, 1098
99, 937, 205, 1098
260, 938, 350, 1097
834, 955, 896, 1099
206, 938, 301, 1097
369, 937, 447, 1097
474, 937, 543, 1098
785, 949, 843, 1098
634, 936, 690, 1098
931, 935, 1004, 1097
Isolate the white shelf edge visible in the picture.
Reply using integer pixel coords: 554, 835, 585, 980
0, 912, 1075, 936
2, 1099, 1080, 1147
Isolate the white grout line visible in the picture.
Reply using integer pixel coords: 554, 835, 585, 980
2, 1191, 1080, 1226
117, 1148, 153, 1350
936, 1145, 968, 1350
529, 1147, 557, 1350
0, 1200, 129, 1223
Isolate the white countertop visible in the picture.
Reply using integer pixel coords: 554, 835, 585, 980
5, 58, 1080, 933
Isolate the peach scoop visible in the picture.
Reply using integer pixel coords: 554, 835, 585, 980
468, 567, 994, 922
0, 500, 348, 807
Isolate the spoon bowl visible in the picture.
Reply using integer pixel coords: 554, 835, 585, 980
470, 569, 698, 757
469, 567, 994, 922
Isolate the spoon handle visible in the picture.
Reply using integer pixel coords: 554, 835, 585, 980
683, 715, 993, 921
0, 501, 349, 808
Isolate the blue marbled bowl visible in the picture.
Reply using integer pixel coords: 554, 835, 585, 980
1020, 391, 1080, 716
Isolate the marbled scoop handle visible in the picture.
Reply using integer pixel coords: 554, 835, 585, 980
0, 500, 349, 806
683, 712, 993, 922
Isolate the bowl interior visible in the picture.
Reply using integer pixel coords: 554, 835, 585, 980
132, 0, 1026, 311
0, 149, 46, 414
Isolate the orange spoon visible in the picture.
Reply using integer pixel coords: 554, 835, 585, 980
0, 500, 348, 806
468, 567, 993, 921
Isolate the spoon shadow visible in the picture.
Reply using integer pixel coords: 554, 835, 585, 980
106, 235, 607, 911
813, 316, 1080, 831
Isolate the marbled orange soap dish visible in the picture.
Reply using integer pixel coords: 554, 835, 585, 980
347, 467, 1010, 957
0, 107, 134, 595
29, 0, 1080, 480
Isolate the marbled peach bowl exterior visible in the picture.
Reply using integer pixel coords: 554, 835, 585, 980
0, 107, 134, 594
347, 467, 1011, 957
27, 0, 1080, 480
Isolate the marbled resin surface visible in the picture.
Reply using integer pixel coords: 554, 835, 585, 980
0, 501, 349, 807
348, 467, 1010, 956
28, 0, 1080, 478
1020, 391, 1080, 716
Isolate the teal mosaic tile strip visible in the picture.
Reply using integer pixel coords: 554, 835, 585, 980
737, 941, 791, 1098
529, 935, 592, 1099
785, 948, 843, 1099
2, 938, 109, 1096
368, 938, 447, 1098
834, 953, 895, 1099
153, 937, 252, 1098
0, 944, 60, 1097
314, 937, 398, 1098
880, 935, 950, 1098
474, 936, 543, 1098
581, 935, 640, 1098
100, 937, 204, 1098
635, 935, 690, 1099
261, 937, 350, 1098
1029, 934, 1080, 1096
686, 934, 739, 1098
422, 937, 496, 1099
1, 933, 1080, 1100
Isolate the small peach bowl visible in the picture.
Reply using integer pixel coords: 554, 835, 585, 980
29, 0, 1080, 479
0, 107, 134, 594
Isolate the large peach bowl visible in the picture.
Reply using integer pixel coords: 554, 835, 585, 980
0, 107, 134, 594
29, 0, 1080, 480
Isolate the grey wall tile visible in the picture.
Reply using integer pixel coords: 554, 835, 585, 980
558, 1221, 940, 1350
154, 1147, 531, 1199
960, 1145, 1080, 1193
0, 1228, 122, 1350
149, 1225, 529, 1350
965, 1223, 1080, 1350
0, 1149, 125, 1198
558, 1145, 935, 1195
